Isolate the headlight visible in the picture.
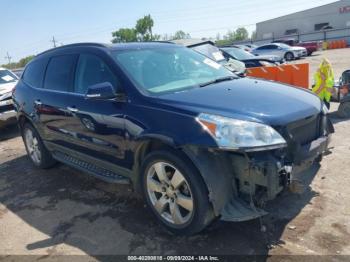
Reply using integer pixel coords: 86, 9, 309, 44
197, 113, 286, 150
322, 103, 329, 115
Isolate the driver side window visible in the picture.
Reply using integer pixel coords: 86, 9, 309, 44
74, 54, 118, 94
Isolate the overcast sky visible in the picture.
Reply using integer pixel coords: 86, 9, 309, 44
1, 0, 337, 64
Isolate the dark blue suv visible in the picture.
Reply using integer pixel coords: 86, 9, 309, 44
13, 42, 333, 235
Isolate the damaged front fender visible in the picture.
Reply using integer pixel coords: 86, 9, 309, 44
182, 145, 266, 221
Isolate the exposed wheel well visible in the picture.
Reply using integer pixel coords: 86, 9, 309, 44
133, 139, 200, 192
18, 115, 31, 131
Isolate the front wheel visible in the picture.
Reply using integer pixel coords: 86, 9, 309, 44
285, 52, 294, 61
141, 150, 214, 235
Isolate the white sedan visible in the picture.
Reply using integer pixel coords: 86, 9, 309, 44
0, 67, 18, 128
251, 43, 307, 61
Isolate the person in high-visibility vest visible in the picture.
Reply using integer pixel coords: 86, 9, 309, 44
312, 58, 335, 109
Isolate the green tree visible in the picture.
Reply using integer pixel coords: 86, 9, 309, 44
111, 28, 137, 43
17, 55, 35, 68
215, 39, 232, 46
172, 30, 191, 40
135, 14, 154, 41
2, 55, 34, 69
234, 27, 249, 41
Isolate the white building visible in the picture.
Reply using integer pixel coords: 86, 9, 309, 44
256, 0, 350, 41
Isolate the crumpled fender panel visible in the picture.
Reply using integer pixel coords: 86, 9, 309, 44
182, 145, 265, 221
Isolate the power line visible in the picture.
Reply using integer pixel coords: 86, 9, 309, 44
50, 36, 58, 48
4, 52, 12, 64
2, 0, 337, 62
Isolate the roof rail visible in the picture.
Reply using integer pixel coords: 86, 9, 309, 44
36, 42, 109, 56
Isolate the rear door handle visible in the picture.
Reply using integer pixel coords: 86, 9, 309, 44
67, 106, 79, 113
34, 100, 42, 106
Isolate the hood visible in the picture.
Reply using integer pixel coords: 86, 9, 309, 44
157, 78, 321, 126
0, 82, 17, 95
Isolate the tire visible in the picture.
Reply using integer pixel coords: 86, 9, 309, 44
315, 154, 323, 163
22, 123, 56, 169
141, 150, 214, 235
338, 101, 350, 118
284, 52, 294, 61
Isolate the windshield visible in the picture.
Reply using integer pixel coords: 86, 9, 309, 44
190, 44, 226, 63
112, 46, 234, 94
221, 47, 255, 60
0, 69, 18, 84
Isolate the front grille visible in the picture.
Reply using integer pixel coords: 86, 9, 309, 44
287, 114, 320, 145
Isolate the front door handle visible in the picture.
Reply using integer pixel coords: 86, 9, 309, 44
67, 106, 79, 113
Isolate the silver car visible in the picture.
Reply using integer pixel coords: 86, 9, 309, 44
252, 43, 307, 61
0, 68, 18, 128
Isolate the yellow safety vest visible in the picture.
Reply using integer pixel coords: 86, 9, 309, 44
312, 66, 334, 102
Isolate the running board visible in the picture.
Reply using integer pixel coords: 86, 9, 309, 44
52, 151, 130, 184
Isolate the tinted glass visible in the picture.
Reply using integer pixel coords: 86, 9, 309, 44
113, 46, 234, 94
0, 69, 18, 84
74, 54, 118, 94
44, 55, 76, 92
221, 47, 255, 60
191, 44, 226, 62
22, 59, 47, 88
257, 45, 268, 50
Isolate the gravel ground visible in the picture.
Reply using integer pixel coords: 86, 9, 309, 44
0, 48, 349, 261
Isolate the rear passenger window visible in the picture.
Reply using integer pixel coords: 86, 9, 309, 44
74, 54, 118, 94
44, 55, 76, 92
22, 58, 47, 88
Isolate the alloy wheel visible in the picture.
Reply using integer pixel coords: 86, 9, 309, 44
24, 128, 42, 165
146, 161, 194, 226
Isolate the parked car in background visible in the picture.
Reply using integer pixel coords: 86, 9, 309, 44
13, 42, 333, 235
244, 44, 258, 50
252, 43, 307, 61
172, 39, 246, 76
0, 68, 18, 128
233, 44, 252, 52
333, 70, 350, 119
220, 46, 284, 67
273, 38, 319, 56
11, 67, 25, 78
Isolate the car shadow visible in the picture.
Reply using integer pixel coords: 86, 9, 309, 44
328, 111, 350, 124
0, 155, 320, 260
0, 124, 20, 141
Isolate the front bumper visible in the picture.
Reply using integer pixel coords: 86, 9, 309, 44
220, 134, 331, 222
0, 98, 16, 127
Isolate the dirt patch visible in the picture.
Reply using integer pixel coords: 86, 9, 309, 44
0, 207, 8, 219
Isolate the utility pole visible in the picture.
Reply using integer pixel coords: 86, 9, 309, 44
4, 52, 12, 65
50, 36, 57, 48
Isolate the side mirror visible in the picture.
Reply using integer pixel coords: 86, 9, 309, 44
85, 82, 122, 101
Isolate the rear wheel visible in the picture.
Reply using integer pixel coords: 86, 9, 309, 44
141, 150, 214, 235
338, 101, 350, 118
22, 123, 56, 168
285, 52, 294, 61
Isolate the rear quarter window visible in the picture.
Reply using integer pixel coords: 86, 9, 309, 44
22, 58, 48, 88
44, 55, 77, 92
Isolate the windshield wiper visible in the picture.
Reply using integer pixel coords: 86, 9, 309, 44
199, 76, 237, 87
